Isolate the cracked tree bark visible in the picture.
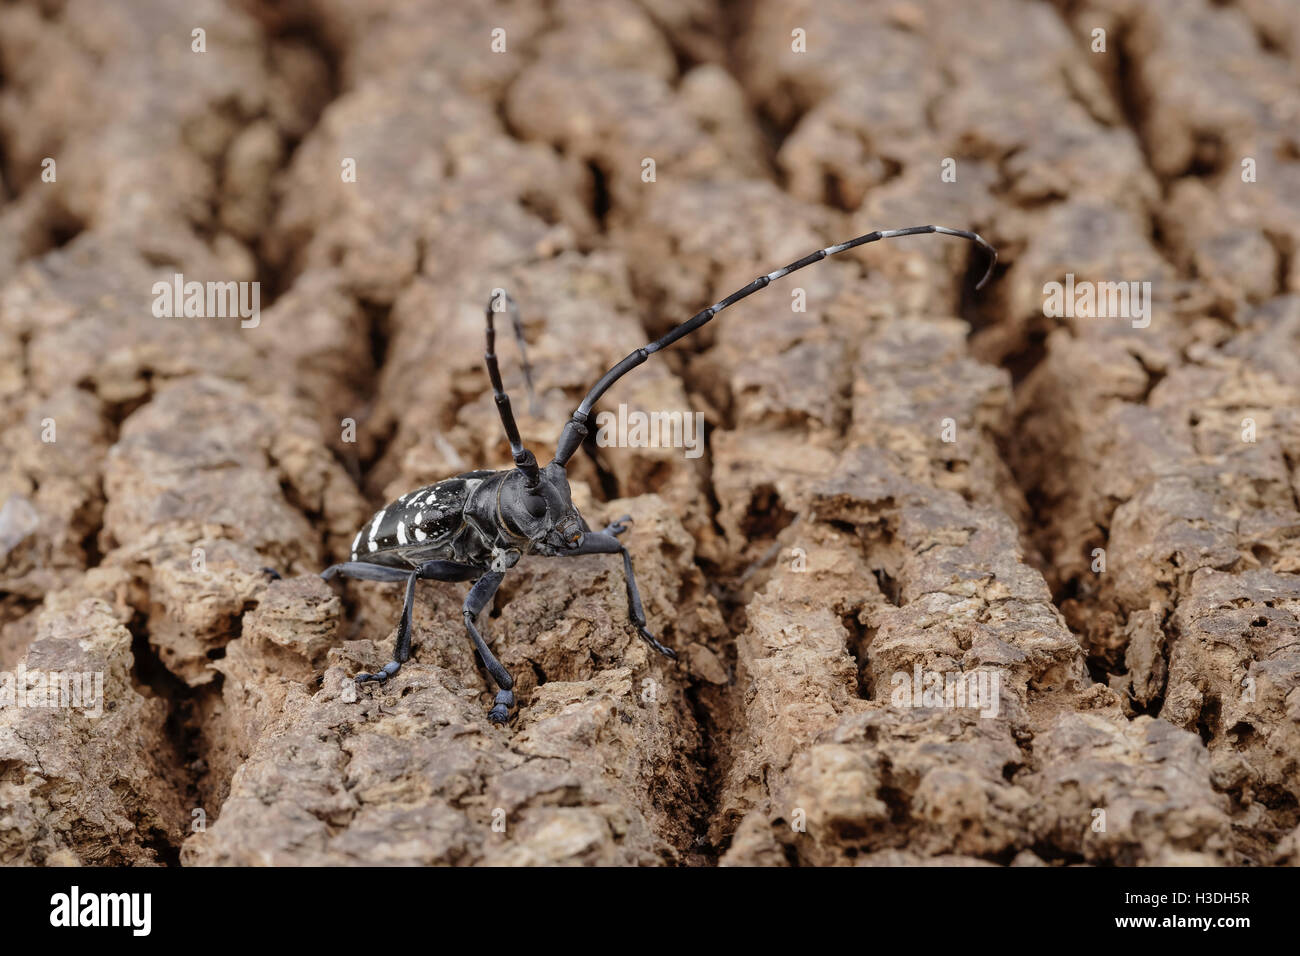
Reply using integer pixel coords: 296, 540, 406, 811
1, 0, 1297, 866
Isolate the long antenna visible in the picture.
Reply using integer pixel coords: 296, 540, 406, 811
484, 292, 540, 488
551, 224, 997, 466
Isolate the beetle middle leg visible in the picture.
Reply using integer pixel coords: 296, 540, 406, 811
355, 571, 418, 683
322, 559, 479, 684
461, 571, 515, 723
565, 531, 677, 659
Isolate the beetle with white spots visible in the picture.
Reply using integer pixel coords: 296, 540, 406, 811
322, 225, 997, 723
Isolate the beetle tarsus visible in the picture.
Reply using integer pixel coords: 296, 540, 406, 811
356, 660, 402, 684
602, 514, 633, 536
488, 689, 515, 724
637, 625, 677, 659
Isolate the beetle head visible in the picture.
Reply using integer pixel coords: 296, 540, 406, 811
503, 462, 584, 554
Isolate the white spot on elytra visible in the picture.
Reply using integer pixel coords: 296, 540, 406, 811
368, 509, 386, 545
397, 520, 408, 545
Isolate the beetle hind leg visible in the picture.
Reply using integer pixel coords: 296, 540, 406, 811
321, 561, 412, 583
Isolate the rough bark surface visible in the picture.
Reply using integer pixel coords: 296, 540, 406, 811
0, 0, 1296, 865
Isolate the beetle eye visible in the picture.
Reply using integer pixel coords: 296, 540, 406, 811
524, 495, 546, 518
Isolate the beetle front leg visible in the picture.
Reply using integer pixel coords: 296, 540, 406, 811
566, 532, 677, 659
462, 571, 515, 723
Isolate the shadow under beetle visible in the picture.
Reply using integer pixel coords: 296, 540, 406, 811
323, 224, 997, 723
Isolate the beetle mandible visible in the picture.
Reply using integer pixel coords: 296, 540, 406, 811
322, 224, 997, 723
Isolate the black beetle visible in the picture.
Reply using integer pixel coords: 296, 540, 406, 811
323, 225, 996, 722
